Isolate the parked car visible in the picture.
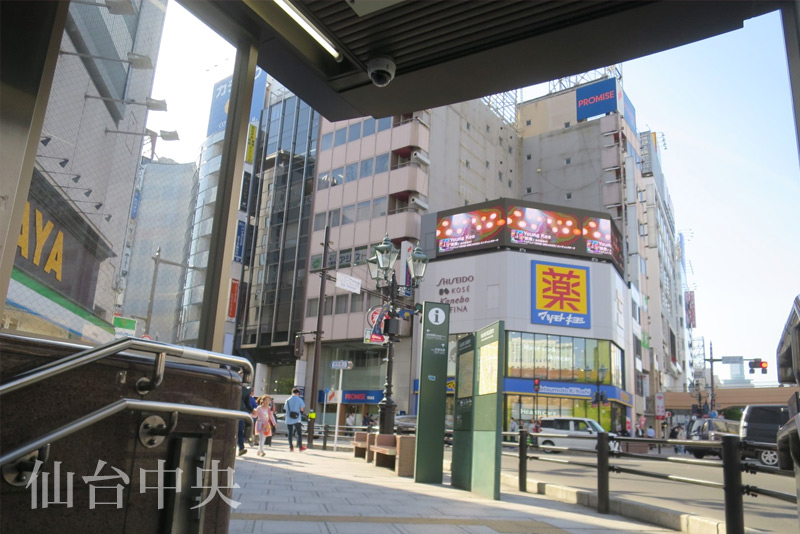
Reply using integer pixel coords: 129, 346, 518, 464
739, 404, 791, 466
273, 413, 322, 437
686, 417, 740, 459
537, 417, 618, 453
394, 415, 418, 434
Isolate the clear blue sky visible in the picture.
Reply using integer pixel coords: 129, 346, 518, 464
619, 10, 800, 384
149, 6, 799, 384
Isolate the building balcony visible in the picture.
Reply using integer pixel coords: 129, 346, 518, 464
390, 117, 430, 153
388, 163, 428, 197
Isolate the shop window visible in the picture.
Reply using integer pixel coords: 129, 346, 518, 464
507, 331, 522, 377
521, 333, 534, 378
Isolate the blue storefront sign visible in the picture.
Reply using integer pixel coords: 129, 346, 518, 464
234, 220, 245, 263
576, 78, 618, 121
504, 377, 632, 407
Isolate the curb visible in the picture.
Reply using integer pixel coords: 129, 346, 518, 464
499, 473, 762, 534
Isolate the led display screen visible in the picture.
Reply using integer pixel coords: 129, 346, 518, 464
435, 199, 623, 274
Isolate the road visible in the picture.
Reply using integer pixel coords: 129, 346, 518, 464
496, 446, 799, 533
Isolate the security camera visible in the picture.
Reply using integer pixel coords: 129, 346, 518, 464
367, 55, 396, 88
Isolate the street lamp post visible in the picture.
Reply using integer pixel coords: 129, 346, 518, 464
367, 234, 428, 435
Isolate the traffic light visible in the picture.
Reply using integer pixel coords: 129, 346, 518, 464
294, 334, 304, 358
534, 378, 540, 393
748, 359, 768, 374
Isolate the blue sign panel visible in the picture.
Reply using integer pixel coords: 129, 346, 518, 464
576, 78, 618, 121
206, 67, 268, 137
622, 90, 637, 136
130, 190, 140, 220
341, 390, 383, 404
234, 220, 245, 263
503, 378, 632, 407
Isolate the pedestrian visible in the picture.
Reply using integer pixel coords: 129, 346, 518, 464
676, 424, 686, 454
646, 425, 655, 438
252, 395, 277, 457
237, 373, 256, 456
634, 424, 645, 438
669, 425, 680, 453
364, 413, 373, 429
284, 388, 306, 452
508, 417, 518, 442
346, 412, 356, 436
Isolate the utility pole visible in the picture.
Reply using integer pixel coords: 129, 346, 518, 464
307, 225, 330, 447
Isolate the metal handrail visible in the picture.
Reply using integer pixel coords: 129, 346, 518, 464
0, 398, 252, 467
0, 336, 254, 397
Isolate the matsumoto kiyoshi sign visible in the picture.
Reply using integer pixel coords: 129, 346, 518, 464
531, 260, 590, 329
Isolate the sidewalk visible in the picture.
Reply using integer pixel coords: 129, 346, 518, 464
228, 437, 677, 534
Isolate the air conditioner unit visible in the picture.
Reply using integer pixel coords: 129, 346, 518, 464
409, 195, 429, 210
411, 151, 430, 166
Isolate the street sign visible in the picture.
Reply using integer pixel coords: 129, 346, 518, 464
367, 305, 388, 327
331, 360, 353, 370
721, 356, 743, 364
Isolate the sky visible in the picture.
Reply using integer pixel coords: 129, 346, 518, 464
147, 5, 799, 385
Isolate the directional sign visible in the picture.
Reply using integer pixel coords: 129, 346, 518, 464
331, 360, 353, 370
721, 356, 743, 364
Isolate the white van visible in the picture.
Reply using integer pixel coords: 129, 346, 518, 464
537, 417, 617, 452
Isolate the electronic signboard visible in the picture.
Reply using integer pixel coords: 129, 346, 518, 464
435, 199, 624, 275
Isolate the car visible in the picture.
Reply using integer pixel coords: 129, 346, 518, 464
394, 415, 418, 434
739, 404, 790, 466
273, 413, 323, 437
686, 417, 740, 459
537, 417, 618, 453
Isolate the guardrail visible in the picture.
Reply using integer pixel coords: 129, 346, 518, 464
504, 429, 797, 534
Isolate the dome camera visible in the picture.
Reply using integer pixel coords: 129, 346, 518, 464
367, 55, 396, 88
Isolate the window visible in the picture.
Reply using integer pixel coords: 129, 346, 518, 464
565, 157, 571, 164
345, 162, 358, 183
348, 122, 361, 142
335, 294, 349, 314
363, 117, 376, 136
353, 245, 369, 264
357, 201, 370, 221
338, 249, 352, 267
334, 128, 347, 146
564, 121, 570, 128
372, 197, 387, 217
360, 158, 373, 179
565, 192, 572, 200
320, 132, 333, 151
331, 167, 344, 186
526, 187, 532, 193
377, 117, 392, 132
526, 119, 531, 126
341, 204, 355, 225
306, 298, 319, 317
317, 171, 330, 190
367, 293, 382, 309
313, 212, 326, 231
323, 296, 333, 315
329, 208, 341, 227
350, 293, 363, 313
326, 251, 337, 268
375, 153, 390, 174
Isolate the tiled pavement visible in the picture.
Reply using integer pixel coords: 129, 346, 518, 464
228, 437, 677, 534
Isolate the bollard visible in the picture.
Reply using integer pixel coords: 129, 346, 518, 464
322, 424, 329, 451
597, 432, 609, 514
519, 429, 528, 492
722, 435, 745, 534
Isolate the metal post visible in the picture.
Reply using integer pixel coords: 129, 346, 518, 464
597, 432, 610, 514
144, 247, 161, 336
378, 273, 397, 436
709, 342, 716, 412
722, 435, 745, 534
519, 429, 528, 492
308, 225, 330, 447
322, 424, 328, 451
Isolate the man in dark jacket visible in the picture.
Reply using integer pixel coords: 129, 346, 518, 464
237, 382, 257, 456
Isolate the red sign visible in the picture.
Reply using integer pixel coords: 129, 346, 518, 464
228, 279, 240, 319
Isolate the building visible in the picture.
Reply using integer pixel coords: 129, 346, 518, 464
3, 0, 167, 342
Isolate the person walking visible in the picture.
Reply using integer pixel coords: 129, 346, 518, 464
346, 412, 356, 436
252, 395, 277, 456
284, 388, 306, 452
237, 375, 256, 456
676, 424, 686, 454
508, 417, 518, 442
